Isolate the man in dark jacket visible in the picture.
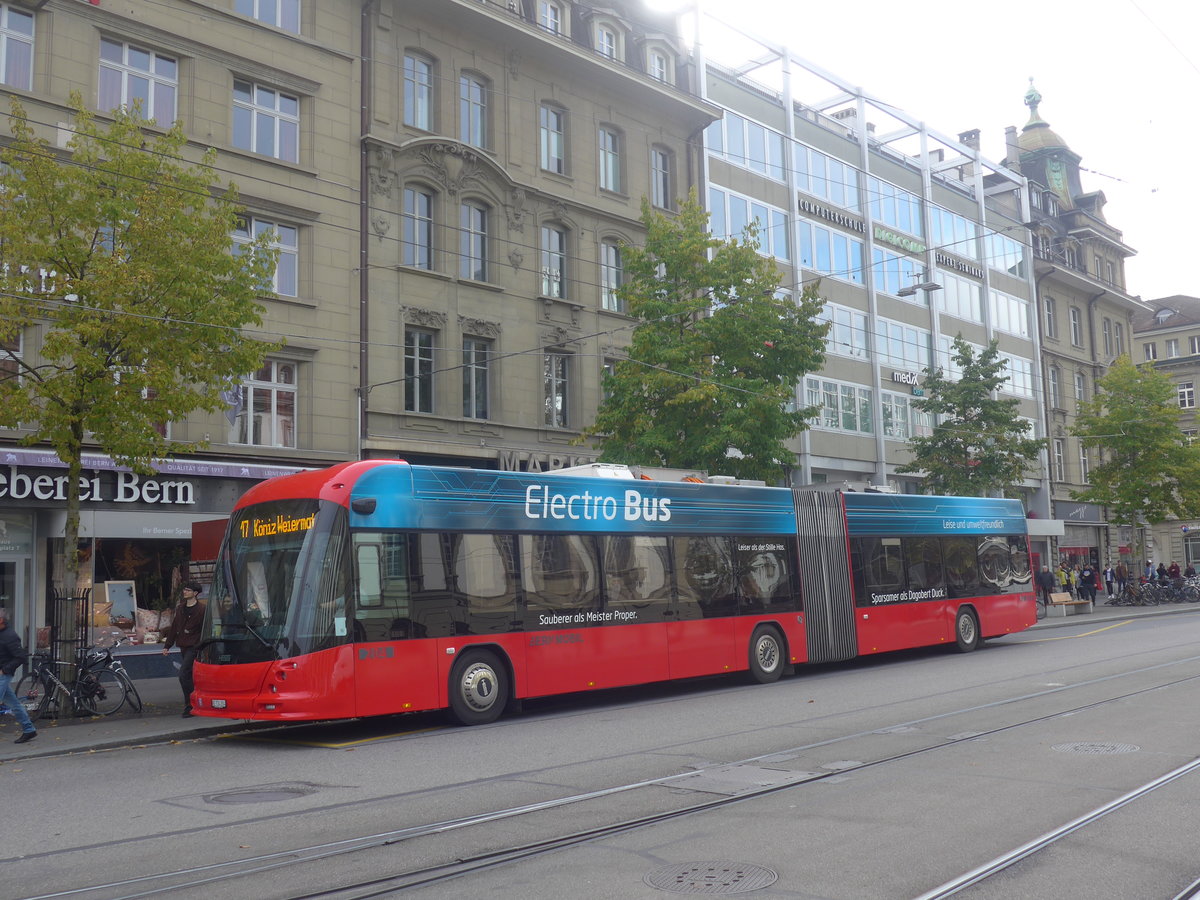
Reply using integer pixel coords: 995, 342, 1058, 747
1035, 565, 1057, 604
0, 608, 37, 743
161, 582, 206, 717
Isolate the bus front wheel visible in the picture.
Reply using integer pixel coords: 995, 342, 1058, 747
448, 649, 508, 726
748, 626, 785, 684
954, 608, 980, 653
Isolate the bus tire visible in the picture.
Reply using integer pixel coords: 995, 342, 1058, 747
748, 626, 785, 684
448, 649, 508, 726
954, 608, 980, 653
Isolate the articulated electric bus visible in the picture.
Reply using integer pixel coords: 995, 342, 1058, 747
191, 460, 1034, 725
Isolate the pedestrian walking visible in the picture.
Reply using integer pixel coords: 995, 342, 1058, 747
1035, 565, 1057, 604
1103, 563, 1115, 598
161, 581, 206, 718
0, 607, 37, 744
1115, 562, 1128, 595
1079, 562, 1097, 603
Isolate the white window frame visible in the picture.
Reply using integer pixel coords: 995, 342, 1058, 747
233, 79, 299, 163
537, 1, 563, 35
0, 5, 34, 92
1166, 338, 1180, 358
228, 359, 297, 448
99, 38, 177, 123
544, 352, 570, 427
459, 201, 488, 282
459, 74, 488, 149
1180, 381, 1195, 410
463, 337, 491, 420
821, 302, 869, 360
1191, 336, 1200, 356
233, 216, 298, 297
541, 225, 567, 298
881, 391, 912, 440
1048, 365, 1061, 408
647, 47, 671, 83
878, 318, 932, 371
1079, 445, 1090, 484
404, 328, 435, 414
1069, 306, 1083, 346
1144, 342, 1158, 361
403, 53, 434, 130
805, 376, 873, 435
540, 104, 566, 174
999, 353, 1034, 399
709, 187, 790, 262
598, 126, 621, 193
402, 187, 434, 270
650, 147, 672, 209
594, 23, 621, 60
600, 240, 623, 312
1074, 371, 1086, 404
234, 0, 300, 33
1053, 438, 1065, 481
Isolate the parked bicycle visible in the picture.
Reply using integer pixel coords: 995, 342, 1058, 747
15, 635, 142, 720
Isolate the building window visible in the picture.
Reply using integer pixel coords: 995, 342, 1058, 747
233, 79, 299, 162
600, 240, 623, 312
537, 1, 563, 35
1074, 371, 1086, 404
1191, 336, 1200, 356
1107, 260, 1115, 284
98, 38, 177, 123
1079, 445, 1090, 484
0, 5, 33, 92
711, 187, 790, 263
595, 24, 621, 60
235, 0, 299, 33
1103, 318, 1113, 356
459, 74, 488, 148
1044, 297, 1058, 338
1115, 322, 1125, 355
1180, 381, 1195, 409
648, 48, 671, 83
806, 377, 873, 435
599, 126, 621, 193
402, 188, 435, 270
459, 201, 488, 281
228, 359, 296, 448
540, 225, 567, 298
881, 392, 911, 440
651, 147, 672, 208
821, 303, 869, 360
404, 328, 435, 413
1167, 338, 1180, 358
463, 338, 490, 419
1053, 438, 1065, 482
1069, 306, 1083, 347
544, 352, 569, 427
1048, 365, 1061, 408
1144, 342, 1158, 361
403, 54, 434, 130
1, 332, 21, 382
540, 104, 567, 174
233, 216, 298, 297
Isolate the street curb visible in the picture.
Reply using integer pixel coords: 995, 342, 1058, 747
0, 719, 277, 763
1030, 602, 1200, 629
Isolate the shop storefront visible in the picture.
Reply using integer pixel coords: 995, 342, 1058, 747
0, 448, 301, 652
1055, 501, 1106, 569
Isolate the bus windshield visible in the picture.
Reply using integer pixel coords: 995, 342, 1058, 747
199, 498, 351, 665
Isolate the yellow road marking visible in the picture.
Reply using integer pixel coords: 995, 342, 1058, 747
219, 726, 442, 748
1027, 621, 1133, 642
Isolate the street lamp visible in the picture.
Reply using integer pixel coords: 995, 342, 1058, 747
897, 272, 943, 297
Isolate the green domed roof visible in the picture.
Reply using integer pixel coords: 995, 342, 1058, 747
1019, 80, 1069, 152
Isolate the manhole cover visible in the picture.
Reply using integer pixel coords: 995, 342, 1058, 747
1051, 741, 1140, 755
644, 861, 777, 894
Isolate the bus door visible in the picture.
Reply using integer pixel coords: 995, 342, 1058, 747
351, 536, 440, 717
668, 536, 739, 678
792, 490, 857, 663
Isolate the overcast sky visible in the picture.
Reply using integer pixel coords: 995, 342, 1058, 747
688, 0, 1197, 303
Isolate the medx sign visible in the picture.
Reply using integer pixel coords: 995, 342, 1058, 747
0, 466, 196, 505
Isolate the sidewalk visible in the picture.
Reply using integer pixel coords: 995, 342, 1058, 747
4, 601, 1197, 763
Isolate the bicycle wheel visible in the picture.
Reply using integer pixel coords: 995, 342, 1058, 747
116, 670, 143, 713
13, 672, 48, 722
76, 669, 125, 716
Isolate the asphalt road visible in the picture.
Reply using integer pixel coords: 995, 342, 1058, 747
5, 610, 1200, 900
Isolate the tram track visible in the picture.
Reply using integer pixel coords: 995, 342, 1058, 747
17, 648, 1200, 900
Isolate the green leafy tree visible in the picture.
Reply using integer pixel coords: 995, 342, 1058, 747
1072, 355, 1200, 557
896, 336, 1045, 497
0, 97, 280, 626
581, 194, 828, 483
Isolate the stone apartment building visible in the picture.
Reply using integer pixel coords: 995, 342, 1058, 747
0, 0, 715, 640
1133, 295, 1200, 568
1009, 84, 1143, 571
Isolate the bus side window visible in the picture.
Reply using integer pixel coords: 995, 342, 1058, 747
354, 533, 414, 641
674, 536, 736, 619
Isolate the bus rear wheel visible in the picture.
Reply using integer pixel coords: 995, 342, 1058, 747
954, 608, 980, 653
748, 626, 785, 684
448, 649, 508, 726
